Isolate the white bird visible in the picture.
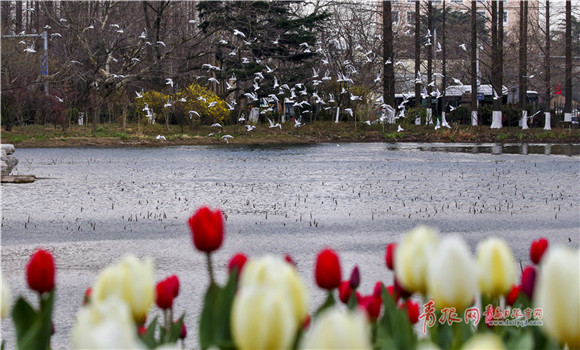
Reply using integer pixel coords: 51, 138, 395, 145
273, 76, 279, 89
83, 24, 94, 31
188, 19, 196, 24
272, 35, 280, 45
164, 99, 172, 108
374, 72, 381, 83
433, 73, 444, 78
50, 33, 62, 39
198, 96, 207, 103
139, 29, 147, 39
208, 77, 219, 84
135, 91, 143, 98
245, 125, 256, 131
178, 97, 187, 102
363, 120, 371, 126
226, 81, 234, 90
208, 101, 218, 108
254, 72, 264, 80
211, 123, 223, 128
189, 111, 200, 118
233, 29, 246, 38
165, 78, 174, 88
55, 96, 64, 103
350, 93, 362, 101
451, 77, 463, 86
131, 58, 141, 63
459, 43, 467, 52
312, 67, 319, 78
328, 94, 335, 103
492, 87, 501, 100
265, 65, 274, 73
294, 118, 302, 128
395, 61, 405, 68
267, 118, 282, 129
156, 41, 166, 47
435, 119, 441, 130
397, 125, 404, 132
110, 24, 120, 29
238, 114, 246, 122
222, 134, 233, 143
219, 39, 229, 45
344, 108, 353, 117
385, 57, 392, 65
253, 81, 260, 91
23, 44, 36, 54
241, 57, 250, 64
449, 105, 457, 112
436, 42, 442, 52
156, 135, 167, 141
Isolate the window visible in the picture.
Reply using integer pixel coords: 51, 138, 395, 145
450, 0, 463, 4
407, 11, 415, 25
392, 11, 400, 25
503, 10, 508, 24
406, 0, 417, 3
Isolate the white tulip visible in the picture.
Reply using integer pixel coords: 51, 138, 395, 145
534, 247, 580, 348
427, 236, 477, 311
1, 271, 11, 319
70, 296, 143, 349
395, 225, 439, 294
231, 285, 297, 350
461, 334, 505, 350
239, 255, 309, 324
476, 238, 516, 297
92, 254, 155, 324
300, 307, 371, 350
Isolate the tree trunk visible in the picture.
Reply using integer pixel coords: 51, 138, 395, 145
426, 1, 433, 125
564, 0, 572, 121
519, 1, 529, 129
15, 1, 22, 34
441, 0, 447, 125
490, 0, 502, 129
544, 1, 552, 130
471, 1, 478, 126
383, 1, 395, 108
414, 0, 421, 109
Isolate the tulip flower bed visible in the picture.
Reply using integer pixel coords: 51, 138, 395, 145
1, 205, 579, 350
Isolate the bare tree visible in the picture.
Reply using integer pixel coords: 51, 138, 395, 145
471, 1, 478, 126
544, 0, 552, 129
490, 0, 503, 128
414, 0, 421, 109
383, 1, 395, 109
565, 0, 572, 121
519, 0, 529, 129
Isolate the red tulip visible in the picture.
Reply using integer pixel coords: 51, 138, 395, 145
349, 265, 360, 290
138, 326, 147, 336
26, 249, 55, 294
315, 248, 341, 290
400, 299, 420, 324
359, 295, 382, 322
385, 243, 397, 270
339, 281, 352, 304
530, 238, 548, 265
156, 278, 176, 310
506, 284, 520, 306
188, 206, 224, 253
228, 253, 248, 276
521, 266, 537, 299
168, 275, 180, 298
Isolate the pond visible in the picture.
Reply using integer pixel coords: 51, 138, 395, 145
2, 142, 579, 349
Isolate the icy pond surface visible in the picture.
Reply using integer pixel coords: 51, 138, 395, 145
2, 142, 579, 349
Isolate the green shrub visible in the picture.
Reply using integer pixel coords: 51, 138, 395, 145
447, 106, 471, 125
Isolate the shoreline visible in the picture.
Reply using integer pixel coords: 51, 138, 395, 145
2, 123, 579, 148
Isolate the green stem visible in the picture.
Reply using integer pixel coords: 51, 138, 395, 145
206, 252, 215, 285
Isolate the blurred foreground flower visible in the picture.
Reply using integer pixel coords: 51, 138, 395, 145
461, 334, 505, 350
231, 285, 297, 350
92, 254, 155, 324
26, 249, 55, 294
71, 296, 142, 349
476, 238, 516, 297
300, 307, 371, 350
1, 271, 11, 319
534, 247, 580, 348
395, 225, 439, 294
427, 236, 476, 311
239, 255, 309, 324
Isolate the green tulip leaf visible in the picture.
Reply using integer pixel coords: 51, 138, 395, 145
11, 290, 54, 350
199, 271, 237, 350
139, 316, 158, 349
163, 314, 185, 344
314, 291, 336, 317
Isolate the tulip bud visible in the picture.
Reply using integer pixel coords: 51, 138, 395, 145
284, 254, 296, 267
228, 253, 248, 276
302, 314, 311, 330
232, 285, 297, 350
349, 266, 360, 290
71, 296, 141, 350
395, 226, 439, 294
339, 281, 352, 304
427, 236, 477, 311
400, 299, 420, 324
315, 248, 341, 290
1, 271, 11, 319
506, 285, 520, 306
533, 247, 580, 348
476, 238, 516, 297
358, 295, 382, 322
83, 287, 92, 306
520, 266, 536, 299
385, 285, 400, 302
179, 322, 187, 339
26, 249, 55, 294
299, 307, 371, 350
188, 206, 224, 253
240, 255, 309, 326
530, 238, 548, 265
385, 243, 397, 270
